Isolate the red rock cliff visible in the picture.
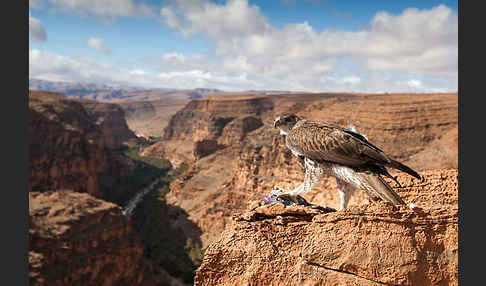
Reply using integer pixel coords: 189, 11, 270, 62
77, 99, 139, 149
29, 190, 156, 286
28, 90, 134, 200
195, 169, 458, 286
142, 94, 272, 164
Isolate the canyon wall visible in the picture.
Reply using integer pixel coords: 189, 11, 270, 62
28, 90, 135, 200
29, 190, 157, 286
28, 91, 158, 285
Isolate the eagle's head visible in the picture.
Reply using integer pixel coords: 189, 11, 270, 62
274, 114, 301, 135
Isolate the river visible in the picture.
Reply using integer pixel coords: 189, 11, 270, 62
122, 178, 160, 217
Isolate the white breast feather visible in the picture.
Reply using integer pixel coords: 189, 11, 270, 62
330, 165, 363, 188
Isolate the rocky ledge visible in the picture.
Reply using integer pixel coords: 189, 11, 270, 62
195, 170, 458, 286
29, 191, 154, 286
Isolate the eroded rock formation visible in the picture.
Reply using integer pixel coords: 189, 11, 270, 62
195, 169, 458, 286
29, 190, 156, 286
28, 90, 135, 200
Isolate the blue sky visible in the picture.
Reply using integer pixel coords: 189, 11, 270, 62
29, 0, 458, 92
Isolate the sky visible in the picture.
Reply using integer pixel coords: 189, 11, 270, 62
29, 0, 458, 93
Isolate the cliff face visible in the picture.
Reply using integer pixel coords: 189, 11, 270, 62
142, 95, 274, 164
119, 96, 191, 138
28, 90, 134, 199
195, 169, 458, 286
77, 99, 139, 149
29, 190, 155, 286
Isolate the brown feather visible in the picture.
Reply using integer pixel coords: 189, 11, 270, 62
286, 120, 391, 167
359, 172, 406, 205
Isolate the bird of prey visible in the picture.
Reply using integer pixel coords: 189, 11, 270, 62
273, 114, 421, 210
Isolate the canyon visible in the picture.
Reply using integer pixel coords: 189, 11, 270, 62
153, 91, 458, 285
28, 87, 458, 285
28, 90, 170, 285
150, 92, 457, 249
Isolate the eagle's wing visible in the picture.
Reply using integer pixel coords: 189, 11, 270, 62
286, 120, 391, 167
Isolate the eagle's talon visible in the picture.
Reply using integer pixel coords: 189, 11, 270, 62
276, 193, 300, 205
263, 190, 310, 206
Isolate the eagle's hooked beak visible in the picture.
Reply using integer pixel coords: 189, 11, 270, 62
274, 117, 280, 128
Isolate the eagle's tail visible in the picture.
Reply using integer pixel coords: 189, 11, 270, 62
360, 172, 406, 205
389, 159, 421, 180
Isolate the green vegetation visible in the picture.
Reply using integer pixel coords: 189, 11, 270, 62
132, 183, 204, 284
113, 143, 203, 284
185, 237, 204, 267
105, 145, 173, 205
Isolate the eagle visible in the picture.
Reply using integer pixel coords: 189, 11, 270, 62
273, 114, 421, 210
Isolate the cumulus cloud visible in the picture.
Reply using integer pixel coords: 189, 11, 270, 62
159, 1, 457, 91
29, 49, 265, 91
29, 12, 47, 42
29, 49, 455, 93
29, 1, 457, 92
86, 37, 112, 54
30, 0, 156, 22
160, 0, 268, 38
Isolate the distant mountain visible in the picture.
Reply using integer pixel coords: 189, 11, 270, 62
29, 78, 299, 101
28, 79, 301, 137
29, 78, 164, 100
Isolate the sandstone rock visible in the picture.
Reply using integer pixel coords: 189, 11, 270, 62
146, 95, 274, 164
28, 90, 133, 201
77, 99, 139, 149
29, 190, 155, 286
195, 170, 458, 286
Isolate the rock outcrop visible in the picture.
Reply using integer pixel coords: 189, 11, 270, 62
77, 99, 139, 149
142, 95, 274, 164
28, 90, 134, 200
195, 169, 458, 286
29, 190, 156, 286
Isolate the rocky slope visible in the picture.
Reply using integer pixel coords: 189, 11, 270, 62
28, 90, 204, 285
141, 94, 274, 164
120, 96, 191, 138
151, 92, 457, 250
195, 169, 458, 286
76, 99, 139, 148
29, 190, 157, 286
28, 90, 139, 200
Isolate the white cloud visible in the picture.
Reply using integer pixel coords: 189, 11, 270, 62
29, 49, 456, 93
159, 1, 457, 91
160, 0, 268, 38
407, 79, 422, 89
29, 49, 263, 91
160, 53, 207, 70
29, 1, 458, 93
29, 12, 47, 42
86, 37, 112, 54
30, 0, 156, 22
